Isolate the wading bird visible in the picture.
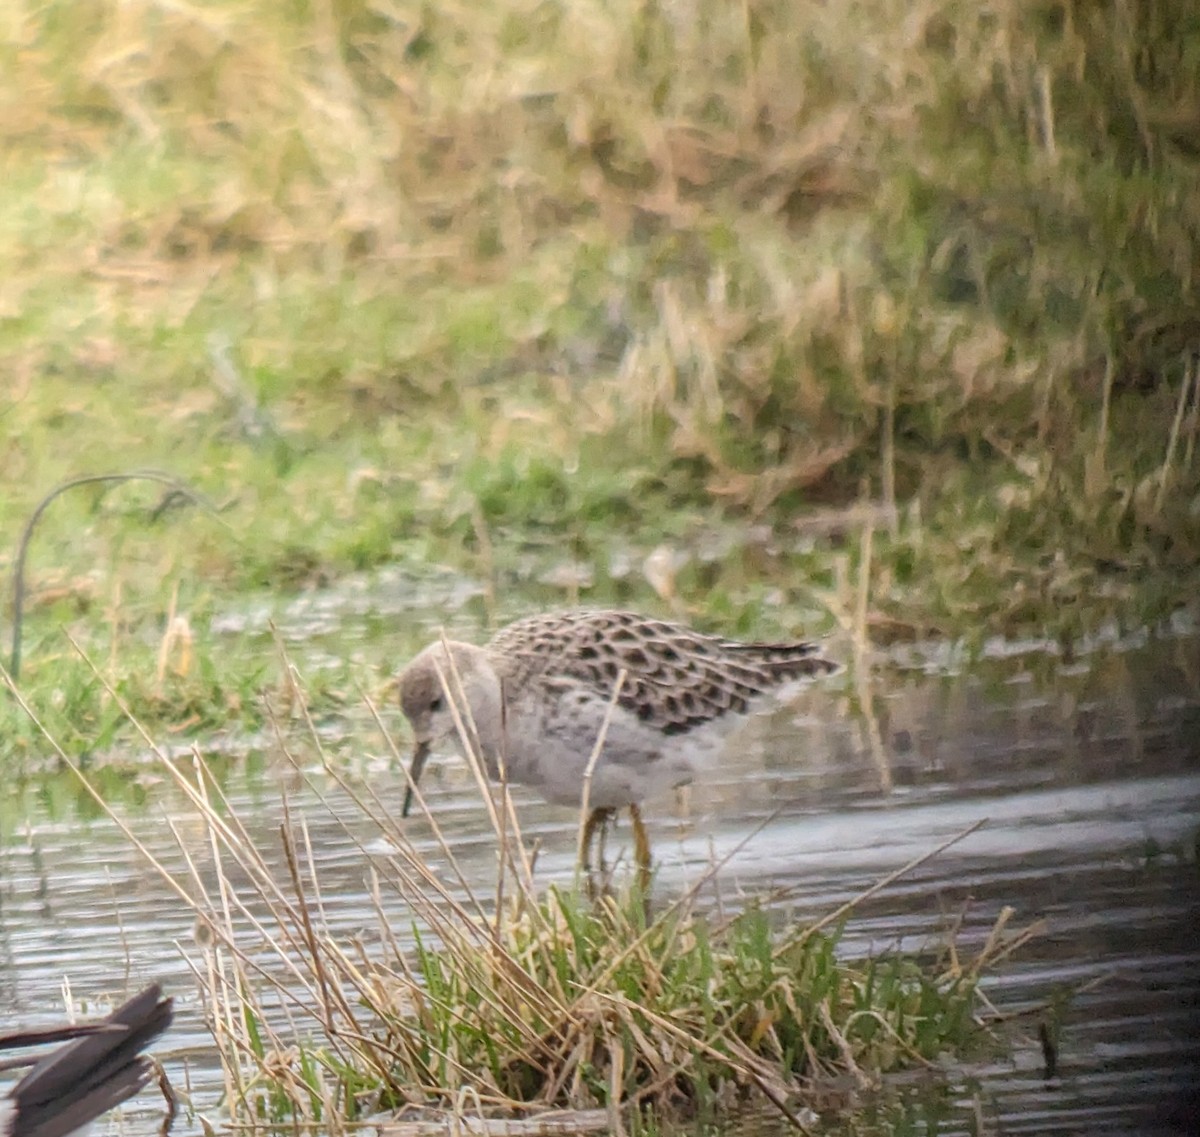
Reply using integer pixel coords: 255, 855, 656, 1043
398, 609, 838, 888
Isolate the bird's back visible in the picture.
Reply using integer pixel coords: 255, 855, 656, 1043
486, 609, 838, 737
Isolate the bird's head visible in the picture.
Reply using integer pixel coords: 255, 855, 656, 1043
397, 640, 501, 816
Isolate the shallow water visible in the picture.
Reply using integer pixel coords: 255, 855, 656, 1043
1, 589, 1198, 1136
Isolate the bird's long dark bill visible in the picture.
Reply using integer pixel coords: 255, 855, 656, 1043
401, 740, 431, 817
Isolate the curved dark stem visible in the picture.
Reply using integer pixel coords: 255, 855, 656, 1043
10, 471, 218, 681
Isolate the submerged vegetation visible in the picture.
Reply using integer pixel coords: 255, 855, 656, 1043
1, 0, 1198, 751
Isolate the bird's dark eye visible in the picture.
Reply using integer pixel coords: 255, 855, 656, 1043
429, 696, 443, 712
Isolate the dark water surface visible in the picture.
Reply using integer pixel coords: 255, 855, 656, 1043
2, 591, 1198, 1137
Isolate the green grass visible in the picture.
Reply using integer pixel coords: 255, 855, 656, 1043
392, 891, 994, 1118
1, 0, 1198, 763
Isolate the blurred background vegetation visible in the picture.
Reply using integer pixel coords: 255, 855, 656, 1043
1, 0, 1197, 737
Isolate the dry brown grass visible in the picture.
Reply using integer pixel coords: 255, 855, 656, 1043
1, 0, 1196, 653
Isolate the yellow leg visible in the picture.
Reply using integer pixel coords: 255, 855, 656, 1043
581, 808, 614, 893
629, 803, 652, 899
